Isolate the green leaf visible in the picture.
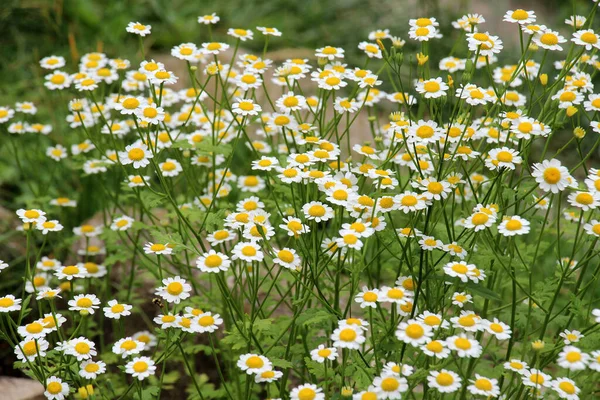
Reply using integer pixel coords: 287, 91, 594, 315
271, 358, 293, 369
465, 282, 502, 302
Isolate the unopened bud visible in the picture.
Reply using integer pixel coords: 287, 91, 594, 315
531, 340, 545, 351
416, 52, 429, 66
539, 73, 548, 86
573, 126, 586, 139
566, 106, 578, 117
395, 52, 404, 66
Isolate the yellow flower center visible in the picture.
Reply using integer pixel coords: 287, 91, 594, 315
436, 372, 454, 386
85, 363, 100, 373
23, 341, 38, 356
416, 125, 434, 138
111, 304, 125, 313
381, 377, 399, 391
471, 213, 489, 225
423, 81, 440, 92
76, 298, 93, 308
518, 122, 533, 133
241, 75, 257, 84
540, 33, 558, 46
47, 382, 63, 394
401, 195, 418, 206
339, 328, 357, 342
133, 361, 148, 373
427, 341, 443, 353
167, 282, 183, 295
415, 27, 429, 37
363, 292, 378, 302
566, 351, 581, 362
33, 276, 46, 287
75, 342, 90, 354
246, 356, 264, 368
0, 297, 15, 308
428, 182, 443, 194
150, 244, 166, 252
458, 315, 476, 327
509, 361, 523, 370
343, 234, 358, 245
496, 151, 513, 162
560, 92, 576, 102
244, 176, 259, 186
558, 381, 576, 394
238, 101, 254, 111
423, 315, 440, 326
474, 378, 492, 391
308, 205, 326, 217
128, 148, 145, 161
529, 374, 544, 385
575, 193, 594, 205
26, 322, 44, 334
120, 340, 137, 351
283, 96, 299, 107
162, 161, 176, 171
143, 107, 158, 118
405, 323, 424, 339
298, 388, 316, 400
24, 210, 40, 219
198, 315, 215, 327
505, 219, 522, 231
581, 32, 598, 44
241, 246, 257, 257
51, 74, 65, 84
511, 9, 529, 20
543, 167, 561, 184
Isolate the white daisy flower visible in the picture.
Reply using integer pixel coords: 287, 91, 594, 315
44, 376, 69, 400
156, 276, 191, 304
125, 356, 156, 380
428, 369, 462, 393
237, 353, 272, 375
103, 300, 132, 320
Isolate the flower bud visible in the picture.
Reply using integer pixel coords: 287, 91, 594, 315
447, 75, 454, 88
573, 127, 586, 139
531, 340, 545, 351
566, 106, 578, 117
392, 37, 405, 48
539, 73, 548, 86
395, 52, 404, 66
416, 52, 429, 66
78, 385, 95, 398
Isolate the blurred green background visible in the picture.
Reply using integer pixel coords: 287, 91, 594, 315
0, 0, 587, 104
